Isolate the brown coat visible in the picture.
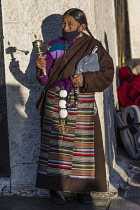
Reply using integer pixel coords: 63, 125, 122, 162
36, 33, 114, 115
36, 33, 114, 192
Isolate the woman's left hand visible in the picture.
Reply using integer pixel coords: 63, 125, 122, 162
71, 74, 83, 87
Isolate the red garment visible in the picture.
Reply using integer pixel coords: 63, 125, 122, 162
135, 96, 140, 107
119, 66, 135, 82
117, 66, 140, 107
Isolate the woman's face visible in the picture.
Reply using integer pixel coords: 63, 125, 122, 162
62, 15, 81, 32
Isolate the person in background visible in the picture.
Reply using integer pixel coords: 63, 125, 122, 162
35, 8, 114, 205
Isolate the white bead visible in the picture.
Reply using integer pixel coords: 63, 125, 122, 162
59, 100, 67, 108
59, 109, 68, 118
59, 90, 67, 98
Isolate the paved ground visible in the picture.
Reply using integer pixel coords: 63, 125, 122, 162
0, 196, 140, 210
109, 198, 140, 210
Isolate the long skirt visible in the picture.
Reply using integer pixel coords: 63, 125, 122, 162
36, 86, 107, 192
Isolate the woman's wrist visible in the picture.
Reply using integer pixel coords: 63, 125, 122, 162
36, 66, 49, 78
36, 66, 43, 76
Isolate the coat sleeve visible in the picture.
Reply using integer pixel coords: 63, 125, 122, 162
82, 42, 114, 92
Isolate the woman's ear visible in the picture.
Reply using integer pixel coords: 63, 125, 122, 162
79, 24, 86, 32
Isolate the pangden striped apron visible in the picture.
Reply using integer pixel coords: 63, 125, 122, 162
37, 86, 97, 179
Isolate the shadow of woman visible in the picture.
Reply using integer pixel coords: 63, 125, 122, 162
5, 14, 63, 187
7, 14, 62, 120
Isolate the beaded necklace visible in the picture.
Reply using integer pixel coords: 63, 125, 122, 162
64, 40, 68, 64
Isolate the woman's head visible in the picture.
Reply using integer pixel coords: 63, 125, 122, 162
62, 8, 87, 33
63, 8, 88, 27
62, 8, 93, 40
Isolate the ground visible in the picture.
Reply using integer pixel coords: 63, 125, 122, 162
0, 194, 140, 210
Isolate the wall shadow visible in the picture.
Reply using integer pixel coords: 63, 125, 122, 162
0, 84, 10, 177
5, 14, 63, 189
6, 13, 63, 120
0, 3, 10, 177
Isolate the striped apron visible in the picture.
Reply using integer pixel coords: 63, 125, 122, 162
37, 86, 97, 179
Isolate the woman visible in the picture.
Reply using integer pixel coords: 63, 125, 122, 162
35, 8, 114, 205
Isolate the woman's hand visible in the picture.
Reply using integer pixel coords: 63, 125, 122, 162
36, 55, 47, 70
71, 74, 83, 87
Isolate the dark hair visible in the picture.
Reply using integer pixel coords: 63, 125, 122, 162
63, 8, 93, 37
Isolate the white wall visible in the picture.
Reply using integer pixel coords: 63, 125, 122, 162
93, 0, 118, 192
128, 0, 140, 59
1, 0, 118, 195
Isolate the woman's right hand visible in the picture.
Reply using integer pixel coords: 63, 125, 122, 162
36, 55, 47, 70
